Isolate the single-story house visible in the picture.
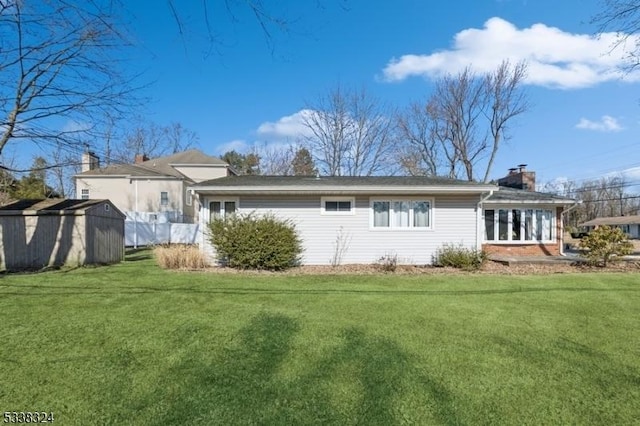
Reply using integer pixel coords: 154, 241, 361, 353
188, 174, 577, 266
579, 215, 640, 239
0, 199, 125, 271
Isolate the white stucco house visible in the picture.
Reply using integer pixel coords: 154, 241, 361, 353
74, 149, 235, 224
189, 173, 576, 266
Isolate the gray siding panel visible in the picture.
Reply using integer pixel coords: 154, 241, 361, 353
232, 194, 478, 265
0, 201, 124, 270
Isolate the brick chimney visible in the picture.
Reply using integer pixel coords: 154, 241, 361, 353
134, 154, 149, 164
81, 151, 100, 172
497, 164, 536, 191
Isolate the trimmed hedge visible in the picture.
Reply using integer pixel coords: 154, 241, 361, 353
209, 213, 302, 270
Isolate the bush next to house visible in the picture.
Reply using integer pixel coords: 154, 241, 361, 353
579, 225, 633, 267
209, 213, 302, 270
433, 243, 487, 270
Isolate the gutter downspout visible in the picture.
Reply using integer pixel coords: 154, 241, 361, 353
134, 179, 139, 249
476, 190, 494, 252
559, 201, 581, 256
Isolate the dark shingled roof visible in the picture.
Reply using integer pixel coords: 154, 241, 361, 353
193, 175, 493, 188
0, 199, 113, 213
77, 149, 227, 178
486, 187, 576, 203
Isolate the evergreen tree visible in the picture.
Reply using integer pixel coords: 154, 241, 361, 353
12, 157, 58, 199
221, 150, 260, 175
291, 147, 317, 176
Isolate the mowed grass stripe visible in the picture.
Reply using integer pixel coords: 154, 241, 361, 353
0, 251, 638, 425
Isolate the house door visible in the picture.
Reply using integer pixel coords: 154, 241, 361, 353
207, 200, 237, 222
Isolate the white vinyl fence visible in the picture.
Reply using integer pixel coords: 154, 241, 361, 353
125, 222, 200, 246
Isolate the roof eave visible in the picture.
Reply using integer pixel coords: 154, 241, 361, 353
170, 163, 227, 167
188, 184, 496, 195
483, 199, 575, 205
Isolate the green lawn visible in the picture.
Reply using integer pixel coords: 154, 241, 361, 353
0, 252, 639, 425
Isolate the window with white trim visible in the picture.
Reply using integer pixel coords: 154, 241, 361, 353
484, 208, 554, 242
371, 199, 432, 229
185, 189, 192, 206
209, 200, 237, 221
81, 188, 89, 200
160, 191, 169, 206
321, 197, 355, 215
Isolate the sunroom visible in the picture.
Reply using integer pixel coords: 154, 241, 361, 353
481, 188, 577, 257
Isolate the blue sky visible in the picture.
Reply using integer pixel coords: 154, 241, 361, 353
29, 0, 640, 186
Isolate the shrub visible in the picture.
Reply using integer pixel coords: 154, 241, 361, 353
209, 213, 302, 270
579, 225, 633, 267
155, 245, 208, 269
433, 243, 487, 270
376, 253, 398, 273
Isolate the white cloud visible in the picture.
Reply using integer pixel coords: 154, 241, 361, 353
256, 109, 314, 139
382, 17, 640, 89
620, 166, 640, 180
215, 139, 248, 154
575, 115, 623, 132
61, 120, 91, 134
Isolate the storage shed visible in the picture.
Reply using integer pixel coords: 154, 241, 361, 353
0, 199, 125, 271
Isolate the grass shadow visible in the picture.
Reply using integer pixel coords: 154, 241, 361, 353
110, 313, 465, 425
125, 247, 154, 262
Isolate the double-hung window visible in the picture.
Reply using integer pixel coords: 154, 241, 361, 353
371, 199, 432, 230
160, 191, 169, 207
209, 200, 237, 221
81, 189, 89, 200
484, 208, 554, 242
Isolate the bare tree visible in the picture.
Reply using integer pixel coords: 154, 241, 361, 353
426, 66, 488, 181
401, 61, 529, 182
0, 0, 136, 159
544, 175, 640, 228
111, 120, 199, 163
302, 86, 396, 176
166, 0, 348, 55
166, 122, 199, 154
49, 145, 78, 198
0, 152, 17, 205
483, 61, 529, 182
250, 142, 293, 175
396, 101, 440, 176
592, 0, 640, 71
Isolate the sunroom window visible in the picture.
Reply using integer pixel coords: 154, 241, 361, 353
484, 208, 554, 242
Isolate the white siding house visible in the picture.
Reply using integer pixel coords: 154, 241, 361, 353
191, 176, 497, 266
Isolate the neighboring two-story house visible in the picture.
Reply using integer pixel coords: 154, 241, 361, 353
74, 150, 234, 224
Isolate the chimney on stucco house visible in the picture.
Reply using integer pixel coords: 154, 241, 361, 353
134, 154, 149, 164
81, 151, 100, 172
497, 164, 536, 191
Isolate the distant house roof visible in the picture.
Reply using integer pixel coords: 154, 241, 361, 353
0, 199, 125, 217
76, 149, 228, 179
485, 187, 576, 205
190, 175, 497, 195
579, 215, 640, 227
